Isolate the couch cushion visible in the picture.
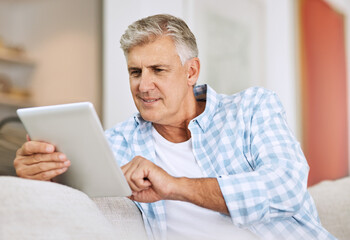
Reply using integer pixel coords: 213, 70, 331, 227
0, 176, 121, 240
308, 176, 350, 240
92, 197, 148, 240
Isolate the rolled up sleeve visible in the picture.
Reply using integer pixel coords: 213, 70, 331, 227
217, 91, 309, 227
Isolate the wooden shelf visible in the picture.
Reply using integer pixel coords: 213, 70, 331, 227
0, 52, 35, 67
0, 92, 33, 108
0, 49, 36, 109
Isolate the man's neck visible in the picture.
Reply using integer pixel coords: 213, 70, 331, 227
153, 101, 206, 143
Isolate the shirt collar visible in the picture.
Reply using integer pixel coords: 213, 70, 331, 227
192, 84, 219, 132
133, 84, 219, 133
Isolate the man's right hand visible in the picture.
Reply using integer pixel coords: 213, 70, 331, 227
14, 141, 71, 181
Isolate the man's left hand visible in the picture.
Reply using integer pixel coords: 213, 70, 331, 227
121, 156, 176, 203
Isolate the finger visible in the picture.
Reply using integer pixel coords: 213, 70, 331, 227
17, 141, 55, 156
121, 155, 143, 175
32, 161, 71, 175
122, 159, 142, 181
124, 168, 147, 192
28, 167, 68, 181
131, 168, 152, 189
17, 161, 70, 177
127, 178, 143, 192
131, 179, 151, 193
121, 161, 131, 175
26, 134, 31, 141
122, 156, 150, 192
21, 152, 68, 165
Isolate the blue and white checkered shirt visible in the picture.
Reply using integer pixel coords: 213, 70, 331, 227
105, 84, 336, 240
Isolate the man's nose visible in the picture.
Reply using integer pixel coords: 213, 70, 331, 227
139, 70, 155, 92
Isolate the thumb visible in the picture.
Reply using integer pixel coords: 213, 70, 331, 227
136, 178, 152, 189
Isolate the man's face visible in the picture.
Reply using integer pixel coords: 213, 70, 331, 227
127, 36, 196, 125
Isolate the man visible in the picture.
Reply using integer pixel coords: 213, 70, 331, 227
14, 14, 335, 240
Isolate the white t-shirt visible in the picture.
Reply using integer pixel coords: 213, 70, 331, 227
152, 127, 259, 240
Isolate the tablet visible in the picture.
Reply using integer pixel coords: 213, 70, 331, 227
17, 102, 132, 198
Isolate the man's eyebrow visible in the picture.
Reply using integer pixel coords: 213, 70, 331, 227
128, 67, 141, 72
148, 64, 171, 69
128, 65, 171, 71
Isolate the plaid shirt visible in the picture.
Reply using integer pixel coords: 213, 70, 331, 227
105, 84, 336, 240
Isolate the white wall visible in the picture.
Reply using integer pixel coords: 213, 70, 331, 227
0, 0, 101, 115
193, 0, 265, 92
263, 0, 299, 138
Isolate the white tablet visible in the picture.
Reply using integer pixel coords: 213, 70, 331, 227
17, 102, 132, 198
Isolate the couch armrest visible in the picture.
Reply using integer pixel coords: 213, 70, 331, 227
308, 176, 350, 240
92, 197, 147, 240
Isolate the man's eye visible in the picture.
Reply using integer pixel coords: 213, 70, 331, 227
154, 68, 164, 73
130, 70, 141, 77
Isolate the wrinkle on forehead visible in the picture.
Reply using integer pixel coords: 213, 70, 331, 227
127, 36, 181, 68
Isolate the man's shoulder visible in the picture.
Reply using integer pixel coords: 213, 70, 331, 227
219, 86, 276, 109
240, 86, 273, 95
105, 115, 138, 140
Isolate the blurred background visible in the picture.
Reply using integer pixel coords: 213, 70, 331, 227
0, 0, 348, 186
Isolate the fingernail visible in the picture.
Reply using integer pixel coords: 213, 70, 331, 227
46, 145, 54, 152
59, 154, 66, 160
64, 160, 70, 166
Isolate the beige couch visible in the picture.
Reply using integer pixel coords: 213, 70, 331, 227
308, 177, 350, 240
0, 176, 349, 240
0, 176, 148, 240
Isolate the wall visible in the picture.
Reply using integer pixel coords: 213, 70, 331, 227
192, 0, 265, 93
0, 0, 102, 115
264, 0, 299, 138
323, 0, 350, 178
300, 0, 349, 185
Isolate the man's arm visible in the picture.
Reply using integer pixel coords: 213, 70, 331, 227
171, 177, 229, 214
121, 156, 229, 214
216, 90, 310, 226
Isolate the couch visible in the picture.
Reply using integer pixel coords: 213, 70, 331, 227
308, 177, 350, 240
0, 175, 349, 240
0, 176, 148, 240
0, 118, 349, 239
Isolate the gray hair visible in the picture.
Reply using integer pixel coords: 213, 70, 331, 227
120, 14, 198, 64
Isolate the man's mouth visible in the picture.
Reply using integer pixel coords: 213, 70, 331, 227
143, 99, 158, 103
140, 97, 160, 103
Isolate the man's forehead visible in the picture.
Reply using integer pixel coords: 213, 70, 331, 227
127, 59, 173, 68
127, 37, 181, 67
127, 47, 181, 67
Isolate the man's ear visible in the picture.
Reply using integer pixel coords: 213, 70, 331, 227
186, 58, 200, 86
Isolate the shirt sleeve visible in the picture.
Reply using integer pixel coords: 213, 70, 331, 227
217, 90, 310, 227
105, 127, 132, 167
